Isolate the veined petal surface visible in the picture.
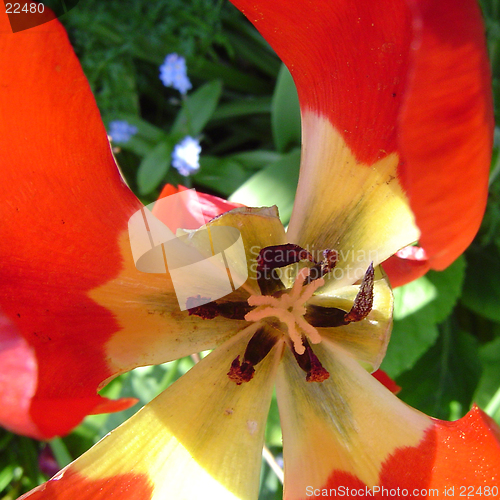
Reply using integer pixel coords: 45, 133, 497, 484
21, 330, 283, 500
276, 340, 500, 499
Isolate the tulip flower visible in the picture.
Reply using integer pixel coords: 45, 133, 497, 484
0, 0, 499, 498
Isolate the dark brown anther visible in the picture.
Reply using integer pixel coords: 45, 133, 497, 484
343, 262, 374, 324
187, 296, 253, 320
257, 244, 317, 296
303, 248, 338, 285
186, 296, 219, 319
243, 327, 279, 365
257, 244, 316, 270
227, 355, 255, 385
306, 352, 330, 382
321, 249, 338, 274
292, 337, 330, 383
304, 305, 347, 328
227, 327, 279, 385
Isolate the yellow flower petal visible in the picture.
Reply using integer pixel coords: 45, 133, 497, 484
309, 270, 393, 371
89, 231, 243, 379
276, 340, 431, 500
30, 328, 283, 500
287, 113, 420, 289
201, 206, 287, 297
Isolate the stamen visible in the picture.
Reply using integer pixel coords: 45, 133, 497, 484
292, 337, 330, 382
295, 315, 322, 344
244, 267, 324, 355
245, 307, 305, 354
228, 356, 255, 385
297, 271, 325, 302
247, 295, 282, 308
228, 327, 279, 385
343, 262, 374, 323
256, 243, 316, 296
187, 297, 252, 320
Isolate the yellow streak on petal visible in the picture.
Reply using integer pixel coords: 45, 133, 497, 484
277, 341, 431, 499
288, 113, 420, 289
72, 328, 283, 500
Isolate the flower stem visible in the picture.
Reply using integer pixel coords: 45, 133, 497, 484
262, 445, 284, 484
485, 385, 500, 418
49, 437, 72, 468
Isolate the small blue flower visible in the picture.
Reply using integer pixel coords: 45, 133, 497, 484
172, 136, 201, 176
108, 120, 138, 143
159, 53, 192, 95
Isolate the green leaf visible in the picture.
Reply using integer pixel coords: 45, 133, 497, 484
396, 326, 482, 420
0, 464, 16, 492
462, 245, 500, 322
382, 315, 440, 378
226, 30, 280, 78
193, 59, 272, 95
171, 80, 223, 137
194, 156, 252, 196
228, 150, 281, 171
271, 64, 301, 153
474, 334, 500, 422
382, 256, 466, 377
49, 438, 73, 468
137, 140, 173, 195
211, 97, 272, 121
229, 148, 301, 224
265, 392, 282, 447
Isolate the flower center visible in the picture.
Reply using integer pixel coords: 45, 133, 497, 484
186, 243, 374, 386
244, 267, 324, 355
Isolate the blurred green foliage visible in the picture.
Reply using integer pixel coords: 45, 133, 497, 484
2, 0, 500, 499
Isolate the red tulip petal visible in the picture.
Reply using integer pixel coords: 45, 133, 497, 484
1, 12, 242, 439
0, 309, 138, 436
398, 0, 493, 272
18, 469, 154, 500
382, 246, 431, 287
371, 369, 401, 394
0, 12, 144, 438
299, 407, 500, 498
230, 0, 412, 164
0, 312, 38, 437
230, 0, 492, 285
232, 0, 421, 288
156, 184, 243, 232
277, 341, 500, 500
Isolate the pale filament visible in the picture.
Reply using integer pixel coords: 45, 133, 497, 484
245, 267, 324, 354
